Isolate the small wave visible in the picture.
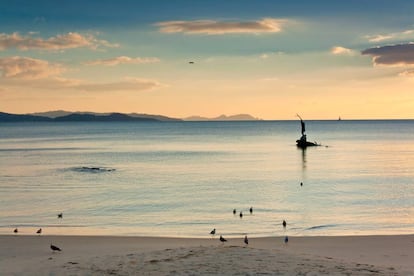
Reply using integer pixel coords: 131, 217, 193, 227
305, 224, 338, 231
0, 147, 84, 152
70, 166, 116, 173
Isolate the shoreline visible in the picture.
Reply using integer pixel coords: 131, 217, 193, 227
2, 234, 413, 275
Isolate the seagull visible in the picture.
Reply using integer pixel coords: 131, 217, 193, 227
57, 213, 63, 219
244, 235, 248, 246
36, 228, 42, 235
239, 211, 243, 218
284, 236, 289, 244
50, 244, 62, 252
13, 228, 18, 234
210, 228, 216, 236
219, 235, 227, 244
249, 207, 253, 214
233, 209, 236, 215
283, 220, 287, 228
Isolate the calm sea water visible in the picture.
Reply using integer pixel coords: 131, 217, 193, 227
0, 120, 413, 237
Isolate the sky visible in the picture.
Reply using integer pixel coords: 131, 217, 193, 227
1, 0, 414, 120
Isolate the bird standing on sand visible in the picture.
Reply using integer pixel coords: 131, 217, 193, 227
239, 211, 243, 218
219, 235, 227, 244
50, 244, 62, 252
244, 235, 248, 246
13, 228, 18, 234
36, 228, 42, 235
284, 236, 289, 244
57, 213, 63, 219
249, 207, 253, 214
233, 209, 236, 215
283, 220, 287, 228
210, 228, 216, 236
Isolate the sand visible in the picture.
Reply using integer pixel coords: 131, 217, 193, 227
1, 234, 413, 275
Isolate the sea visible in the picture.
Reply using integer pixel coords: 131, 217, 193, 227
0, 120, 413, 238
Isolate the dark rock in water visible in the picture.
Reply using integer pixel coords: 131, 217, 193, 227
296, 134, 319, 149
72, 166, 115, 173
296, 136, 319, 149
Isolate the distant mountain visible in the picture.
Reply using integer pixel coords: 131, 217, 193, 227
54, 113, 160, 122
29, 110, 182, 121
0, 112, 52, 122
184, 114, 260, 121
0, 111, 179, 122
128, 113, 181, 122
1, 111, 260, 122
29, 110, 73, 118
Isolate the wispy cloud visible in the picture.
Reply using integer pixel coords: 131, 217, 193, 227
0, 32, 119, 51
84, 56, 160, 66
0, 56, 64, 79
156, 18, 288, 35
74, 77, 165, 92
361, 43, 414, 66
0, 55, 165, 92
399, 70, 414, 77
331, 46, 354, 55
365, 29, 414, 42
259, 51, 285, 59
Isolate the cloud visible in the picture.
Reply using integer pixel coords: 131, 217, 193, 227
361, 43, 414, 66
0, 32, 118, 51
74, 77, 165, 92
331, 46, 354, 55
156, 18, 287, 35
365, 29, 414, 42
0, 56, 64, 79
366, 35, 393, 43
259, 51, 285, 59
84, 56, 160, 66
399, 70, 414, 77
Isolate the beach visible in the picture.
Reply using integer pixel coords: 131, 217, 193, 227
1, 234, 413, 275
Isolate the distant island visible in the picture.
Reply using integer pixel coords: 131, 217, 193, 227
184, 114, 260, 121
0, 111, 261, 122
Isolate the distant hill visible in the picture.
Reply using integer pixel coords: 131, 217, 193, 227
0, 111, 179, 122
30, 110, 73, 118
54, 113, 159, 122
184, 114, 260, 121
1, 111, 260, 122
128, 113, 181, 122
0, 112, 52, 122
29, 110, 181, 121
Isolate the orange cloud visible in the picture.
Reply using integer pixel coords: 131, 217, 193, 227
331, 46, 354, 55
399, 70, 414, 77
156, 18, 287, 35
0, 56, 63, 79
84, 56, 160, 66
365, 29, 414, 42
0, 32, 118, 51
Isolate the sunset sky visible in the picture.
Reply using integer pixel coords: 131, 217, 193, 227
1, 0, 414, 119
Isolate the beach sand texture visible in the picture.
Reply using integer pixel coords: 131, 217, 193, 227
1, 235, 413, 275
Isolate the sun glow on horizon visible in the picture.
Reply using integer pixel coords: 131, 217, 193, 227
1, 1, 414, 119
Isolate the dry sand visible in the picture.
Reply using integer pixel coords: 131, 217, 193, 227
1, 234, 413, 275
